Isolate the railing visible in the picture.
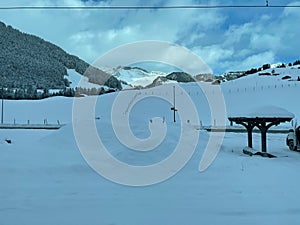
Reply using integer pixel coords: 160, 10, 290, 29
0, 120, 64, 129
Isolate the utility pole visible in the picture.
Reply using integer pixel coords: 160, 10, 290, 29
170, 86, 178, 123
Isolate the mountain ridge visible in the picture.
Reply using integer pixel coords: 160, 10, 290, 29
0, 21, 121, 97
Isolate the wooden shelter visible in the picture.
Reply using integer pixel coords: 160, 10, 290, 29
228, 106, 294, 153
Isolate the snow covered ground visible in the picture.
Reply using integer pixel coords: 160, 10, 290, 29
1, 72, 300, 225
1, 126, 300, 225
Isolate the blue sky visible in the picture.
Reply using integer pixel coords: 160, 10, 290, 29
0, 0, 299, 74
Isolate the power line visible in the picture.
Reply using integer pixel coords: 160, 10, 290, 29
0, 5, 300, 10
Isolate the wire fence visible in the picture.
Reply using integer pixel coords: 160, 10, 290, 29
125, 81, 299, 97
225, 82, 299, 94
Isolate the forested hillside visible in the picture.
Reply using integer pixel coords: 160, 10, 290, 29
0, 21, 121, 99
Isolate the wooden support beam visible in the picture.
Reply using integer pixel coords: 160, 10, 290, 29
256, 120, 280, 153
234, 121, 255, 148
247, 126, 254, 148
228, 116, 293, 154
260, 125, 267, 153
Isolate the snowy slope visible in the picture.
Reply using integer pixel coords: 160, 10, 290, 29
65, 69, 103, 89
1, 76, 300, 225
223, 67, 300, 87
113, 67, 167, 87
221, 67, 300, 120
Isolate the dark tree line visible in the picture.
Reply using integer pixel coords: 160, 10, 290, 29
242, 60, 300, 77
293, 60, 300, 66
75, 87, 116, 97
0, 86, 119, 100
0, 87, 76, 100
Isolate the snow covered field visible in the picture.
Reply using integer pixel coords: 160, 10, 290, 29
1, 71, 300, 225
2, 128, 300, 225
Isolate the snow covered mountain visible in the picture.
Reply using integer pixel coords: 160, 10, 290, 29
105, 61, 300, 90
107, 66, 217, 88
109, 66, 167, 87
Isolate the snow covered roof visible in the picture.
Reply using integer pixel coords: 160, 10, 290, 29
228, 105, 295, 119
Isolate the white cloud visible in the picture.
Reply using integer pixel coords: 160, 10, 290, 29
188, 1, 300, 73
0, 0, 299, 74
192, 45, 234, 69
250, 34, 281, 51
234, 51, 275, 71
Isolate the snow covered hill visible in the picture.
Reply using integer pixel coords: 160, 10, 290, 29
1, 73, 300, 225
102, 62, 300, 90
0, 21, 121, 93
112, 66, 167, 87
221, 67, 300, 119
223, 66, 300, 86
65, 69, 103, 89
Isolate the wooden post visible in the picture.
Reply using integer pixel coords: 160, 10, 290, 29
261, 129, 267, 152
247, 125, 253, 148
259, 122, 267, 153
232, 120, 254, 149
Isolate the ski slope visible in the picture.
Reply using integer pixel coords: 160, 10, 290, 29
1, 72, 300, 225
113, 67, 167, 87
65, 69, 103, 89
